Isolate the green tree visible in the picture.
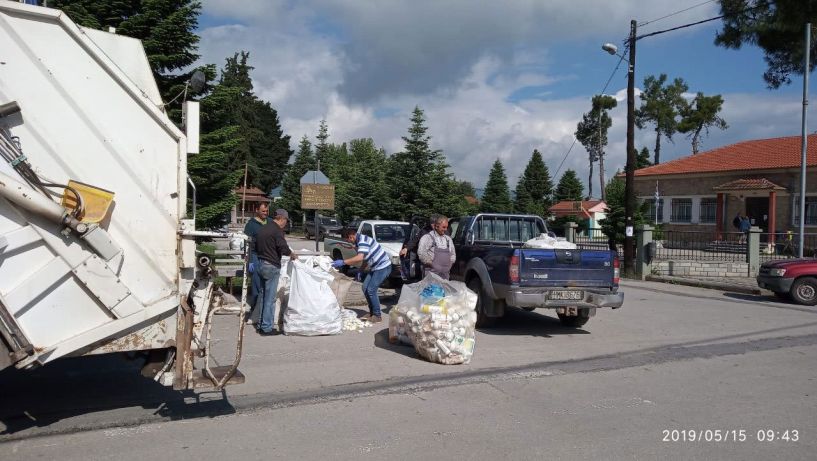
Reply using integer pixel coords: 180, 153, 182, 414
717, 0, 817, 89
334, 138, 390, 222
513, 149, 554, 217
636, 147, 652, 169
635, 74, 688, 165
599, 176, 646, 247
315, 119, 330, 168
279, 136, 315, 224
480, 160, 513, 213
389, 106, 455, 219
188, 125, 242, 228
554, 169, 584, 202
575, 94, 617, 198
678, 93, 728, 155
50, 0, 202, 103
206, 52, 292, 193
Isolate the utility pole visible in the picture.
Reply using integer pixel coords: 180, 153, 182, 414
623, 19, 637, 274
798, 23, 811, 258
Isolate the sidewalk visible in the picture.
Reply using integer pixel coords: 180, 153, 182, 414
644, 274, 763, 295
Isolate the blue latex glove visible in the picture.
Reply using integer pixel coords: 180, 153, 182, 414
248, 262, 255, 273
331, 259, 345, 269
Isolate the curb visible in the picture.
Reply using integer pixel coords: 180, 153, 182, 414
644, 275, 762, 295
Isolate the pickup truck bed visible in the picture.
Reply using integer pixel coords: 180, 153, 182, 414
450, 214, 623, 328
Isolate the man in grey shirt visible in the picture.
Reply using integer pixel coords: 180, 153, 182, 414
417, 215, 456, 280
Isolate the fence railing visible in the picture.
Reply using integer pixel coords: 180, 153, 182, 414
573, 227, 623, 258
758, 232, 817, 262
654, 230, 746, 262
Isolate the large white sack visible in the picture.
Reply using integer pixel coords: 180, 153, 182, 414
283, 258, 342, 336
523, 233, 577, 249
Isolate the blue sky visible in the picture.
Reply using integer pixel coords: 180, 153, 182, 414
196, 0, 813, 194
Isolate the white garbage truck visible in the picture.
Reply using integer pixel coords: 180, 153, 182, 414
0, 2, 247, 389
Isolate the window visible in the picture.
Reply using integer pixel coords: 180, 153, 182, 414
647, 198, 664, 223
699, 198, 717, 224
473, 216, 544, 242
792, 196, 817, 225
671, 198, 692, 223
374, 224, 409, 242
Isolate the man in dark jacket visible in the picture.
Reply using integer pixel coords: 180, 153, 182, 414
244, 203, 272, 322
255, 208, 296, 335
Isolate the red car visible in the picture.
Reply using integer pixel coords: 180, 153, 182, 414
757, 259, 817, 305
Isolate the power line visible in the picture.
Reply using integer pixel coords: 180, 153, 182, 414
638, 0, 717, 28
636, 14, 725, 41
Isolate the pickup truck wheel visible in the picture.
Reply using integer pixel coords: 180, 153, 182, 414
557, 308, 591, 328
790, 277, 817, 306
467, 278, 496, 328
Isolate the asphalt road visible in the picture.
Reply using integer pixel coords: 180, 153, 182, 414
1, 237, 815, 459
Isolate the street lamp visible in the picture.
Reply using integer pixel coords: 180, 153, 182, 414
602, 20, 637, 276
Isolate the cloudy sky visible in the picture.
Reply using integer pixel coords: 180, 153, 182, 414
196, 0, 811, 195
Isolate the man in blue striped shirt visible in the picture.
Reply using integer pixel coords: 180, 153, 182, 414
332, 227, 392, 322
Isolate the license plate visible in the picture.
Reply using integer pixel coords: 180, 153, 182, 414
548, 290, 583, 301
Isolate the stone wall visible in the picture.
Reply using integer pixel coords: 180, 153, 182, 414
652, 260, 750, 277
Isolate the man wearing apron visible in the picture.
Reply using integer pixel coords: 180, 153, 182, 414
417, 215, 456, 279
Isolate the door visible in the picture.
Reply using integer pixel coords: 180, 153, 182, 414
745, 197, 769, 232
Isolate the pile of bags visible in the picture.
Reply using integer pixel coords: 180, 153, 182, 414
523, 233, 577, 249
389, 272, 478, 365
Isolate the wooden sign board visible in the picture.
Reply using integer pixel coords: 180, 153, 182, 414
301, 183, 335, 210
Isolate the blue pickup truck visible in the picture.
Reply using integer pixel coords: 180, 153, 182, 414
449, 213, 623, 327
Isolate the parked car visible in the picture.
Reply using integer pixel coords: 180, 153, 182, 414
449, 213, 623, 328
757, 259, 817, 305
324, 220, 410, 288
304, 215, 343, 241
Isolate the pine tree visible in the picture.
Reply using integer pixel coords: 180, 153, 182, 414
50, 0, 202, 104
678, 93, 728, 155
480, 160, 512, 213
635, 74, 688, 165
575, 95, 617, 198
335, 139, 389, 222
513, 149, 553, 217
636, 147, 652, 169
279, 136, 315, 224
554, 169, 584, 202
716, 0, 817, 89
389, 106, 448, 220
315, 119, 330, 168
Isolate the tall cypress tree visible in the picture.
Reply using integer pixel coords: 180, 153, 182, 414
480, 160, 512, 213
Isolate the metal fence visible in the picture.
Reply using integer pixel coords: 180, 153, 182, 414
574, 228, 623, 258
758, 232, 817, 262
653, 230, 746, 262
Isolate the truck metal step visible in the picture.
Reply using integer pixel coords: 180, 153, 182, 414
191, 367, 245, 389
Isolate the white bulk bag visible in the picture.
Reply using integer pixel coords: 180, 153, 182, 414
283, 257, 342, 336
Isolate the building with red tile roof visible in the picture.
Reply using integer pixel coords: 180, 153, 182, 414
632, 134, 817, 243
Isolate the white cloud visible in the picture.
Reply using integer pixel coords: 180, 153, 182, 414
196, 1, 806, 197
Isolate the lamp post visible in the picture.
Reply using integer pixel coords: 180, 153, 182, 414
602, 19, 637, 276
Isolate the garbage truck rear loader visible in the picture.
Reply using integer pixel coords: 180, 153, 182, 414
0, 2, 246, 389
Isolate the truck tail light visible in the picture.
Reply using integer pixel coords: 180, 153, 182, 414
509, 252, 520, 284
613, 255, 620, 285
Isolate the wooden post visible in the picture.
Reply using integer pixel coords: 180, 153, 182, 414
240, 162, 248, 224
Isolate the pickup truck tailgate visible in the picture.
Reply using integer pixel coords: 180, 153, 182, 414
519, 249, 615, 288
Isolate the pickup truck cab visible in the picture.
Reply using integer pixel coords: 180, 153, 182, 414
324, 220, 410, 287
304, 215, 343, 241
449, 213, 623, 327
